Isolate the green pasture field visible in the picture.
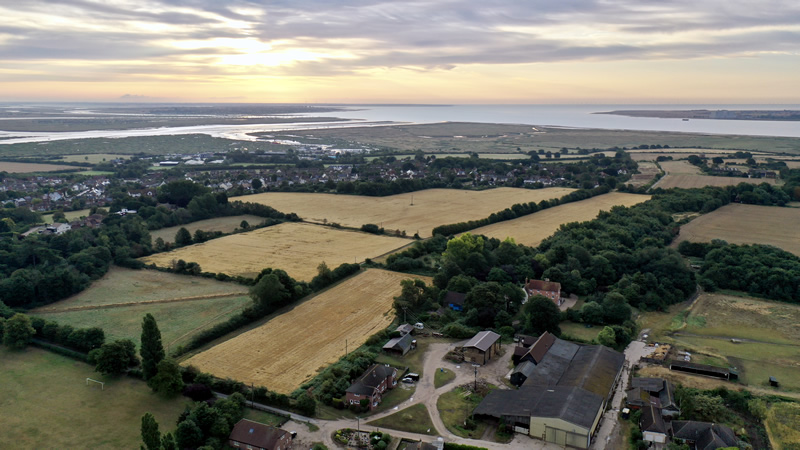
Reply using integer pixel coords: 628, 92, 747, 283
0, 347, 189, 449
149, 215, 266, 243
766, 402, 800, 449
33, 267, 247, 310
58, 153, 131, 164
436, 386, 494, 439
34, 294, 251, 351
41, 208, 93, 224
641, 293, 800, 391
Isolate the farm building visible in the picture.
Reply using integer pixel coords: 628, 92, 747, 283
516, 334, 537, 347
396, 323, 414, 336
524, 279, 562, 306
228, 419, 293, 450
383, 333, 413, 356
671, 421, 738, 449
462, 331, 501, 365
641, 404, 668, 444
444, 291, 466, 311
669, 360, 732, 380
517, 331, 556, 365
345, 364, 398, 410
474, 335, 624, 449
625, 377, 680, 417
510, 361, 537, 387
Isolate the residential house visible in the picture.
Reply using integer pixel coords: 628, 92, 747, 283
344, 364, 398, 411
524, 279, 562, 306
462, 331, 501, 365
46, 222, 71, 235
671, 421, 738, 450
228, 419, 292, 450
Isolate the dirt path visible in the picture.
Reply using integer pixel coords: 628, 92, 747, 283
33, 292, 247, 313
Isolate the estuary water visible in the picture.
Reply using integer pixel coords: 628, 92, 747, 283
1, 104, 799, 144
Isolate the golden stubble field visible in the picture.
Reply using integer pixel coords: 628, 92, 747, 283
232, 187, 576, 238
654, 159, 778, 189
469, 192, 650, 247
140, 222, 410, 280
184, 269, 432, 393
673, 203, 800, 256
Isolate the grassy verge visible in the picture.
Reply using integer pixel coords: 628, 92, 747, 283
367, 403, 437, 435
318, 385, 416, 420
244, 409, 288, 426
434, 368, 457, 388
437, 387, 492, 439
0, 347, 190, 449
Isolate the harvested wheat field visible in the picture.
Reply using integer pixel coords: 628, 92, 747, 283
232, 187, 575, 238
673, 203, 800, 256
150, 215, 265, 243
184, 269, 432, 393
653, 159, 778, 189
470, 192, 650, 247
629, 161, 661, 187
140, 222, 409, 280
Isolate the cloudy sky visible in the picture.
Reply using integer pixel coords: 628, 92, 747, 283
1, 0, 799, 103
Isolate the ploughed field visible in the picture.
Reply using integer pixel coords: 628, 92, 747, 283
468, 192, 650, 247
673, 203, 800, 256
140, 222, 410, 281
231, 187, 576, 238
183, 269, 432, 394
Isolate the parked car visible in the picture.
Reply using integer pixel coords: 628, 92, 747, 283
401, 377, 415, 384
414, 322, 424, 330
405, 373, 420, 381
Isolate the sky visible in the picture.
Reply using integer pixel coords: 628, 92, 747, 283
1, 0, 799, 104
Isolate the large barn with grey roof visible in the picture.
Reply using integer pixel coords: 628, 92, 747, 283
474, 332, 624, 449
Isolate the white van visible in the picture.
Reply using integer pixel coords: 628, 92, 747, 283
414, 322, 424, 330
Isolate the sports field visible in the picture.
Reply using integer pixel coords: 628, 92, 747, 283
41, 208, 92, 224
232, 187, 575, 238
673, 203, 800, 256
141, 222, 409, 280
469, 192, 650, 247
150, 215, 265, 243
0, 347, 189, 449
0, 161, 81, 173
32, 267, 250, 348
184, 269, 432, 393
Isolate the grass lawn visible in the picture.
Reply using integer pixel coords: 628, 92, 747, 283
0, 347, 190, 449
35, 294, 251, 351
559, 321, 599, 342
318, 384, 416, 420
366, 403, 436, 435
41, 208, 93, 224
434, 368, 456, 388
437, 387, 492, 439
244, 409, 288, 427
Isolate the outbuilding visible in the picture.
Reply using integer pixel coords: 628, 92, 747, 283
462, 331, 502, 365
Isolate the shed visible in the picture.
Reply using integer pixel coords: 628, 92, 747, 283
769, 376, 779, 387
396, 324, 414, 336
383, 333, 413, 356
510, 361, 537, 387
640, 404, 667, 444
444, 291, 466, 311
462, 331, 502, 365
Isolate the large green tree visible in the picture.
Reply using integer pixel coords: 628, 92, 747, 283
148, 358, 184, 396
93, 339, 137, 375
249, 273, 289, 311
525, 295, 562, 336
174, 227, 192, 246
140, 314, 165, 380
3, 313, 35, 349
141, 412, 161, 450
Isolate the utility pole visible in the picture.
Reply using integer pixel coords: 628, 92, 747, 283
474, 365, 478, 391
346, 339, 348, 356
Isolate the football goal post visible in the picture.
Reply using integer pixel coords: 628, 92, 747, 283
86, 378, 105, 390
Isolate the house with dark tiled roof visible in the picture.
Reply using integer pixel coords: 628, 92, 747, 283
626, 377, 680, 417
671, 421, 738, 450
344, 364, 397, 411
228, 419, 292, 450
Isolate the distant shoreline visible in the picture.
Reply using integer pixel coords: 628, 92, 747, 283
596, 109, 800, 122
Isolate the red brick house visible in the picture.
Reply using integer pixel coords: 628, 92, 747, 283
525, 279, 562, 306
228, 419, 292, 450
345, 364, 397, 410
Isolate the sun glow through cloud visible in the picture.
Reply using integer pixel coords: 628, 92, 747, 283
0, 0, 798, 102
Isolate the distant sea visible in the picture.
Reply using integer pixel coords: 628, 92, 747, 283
328, 104, 800, 138
1, 104, 799, 144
